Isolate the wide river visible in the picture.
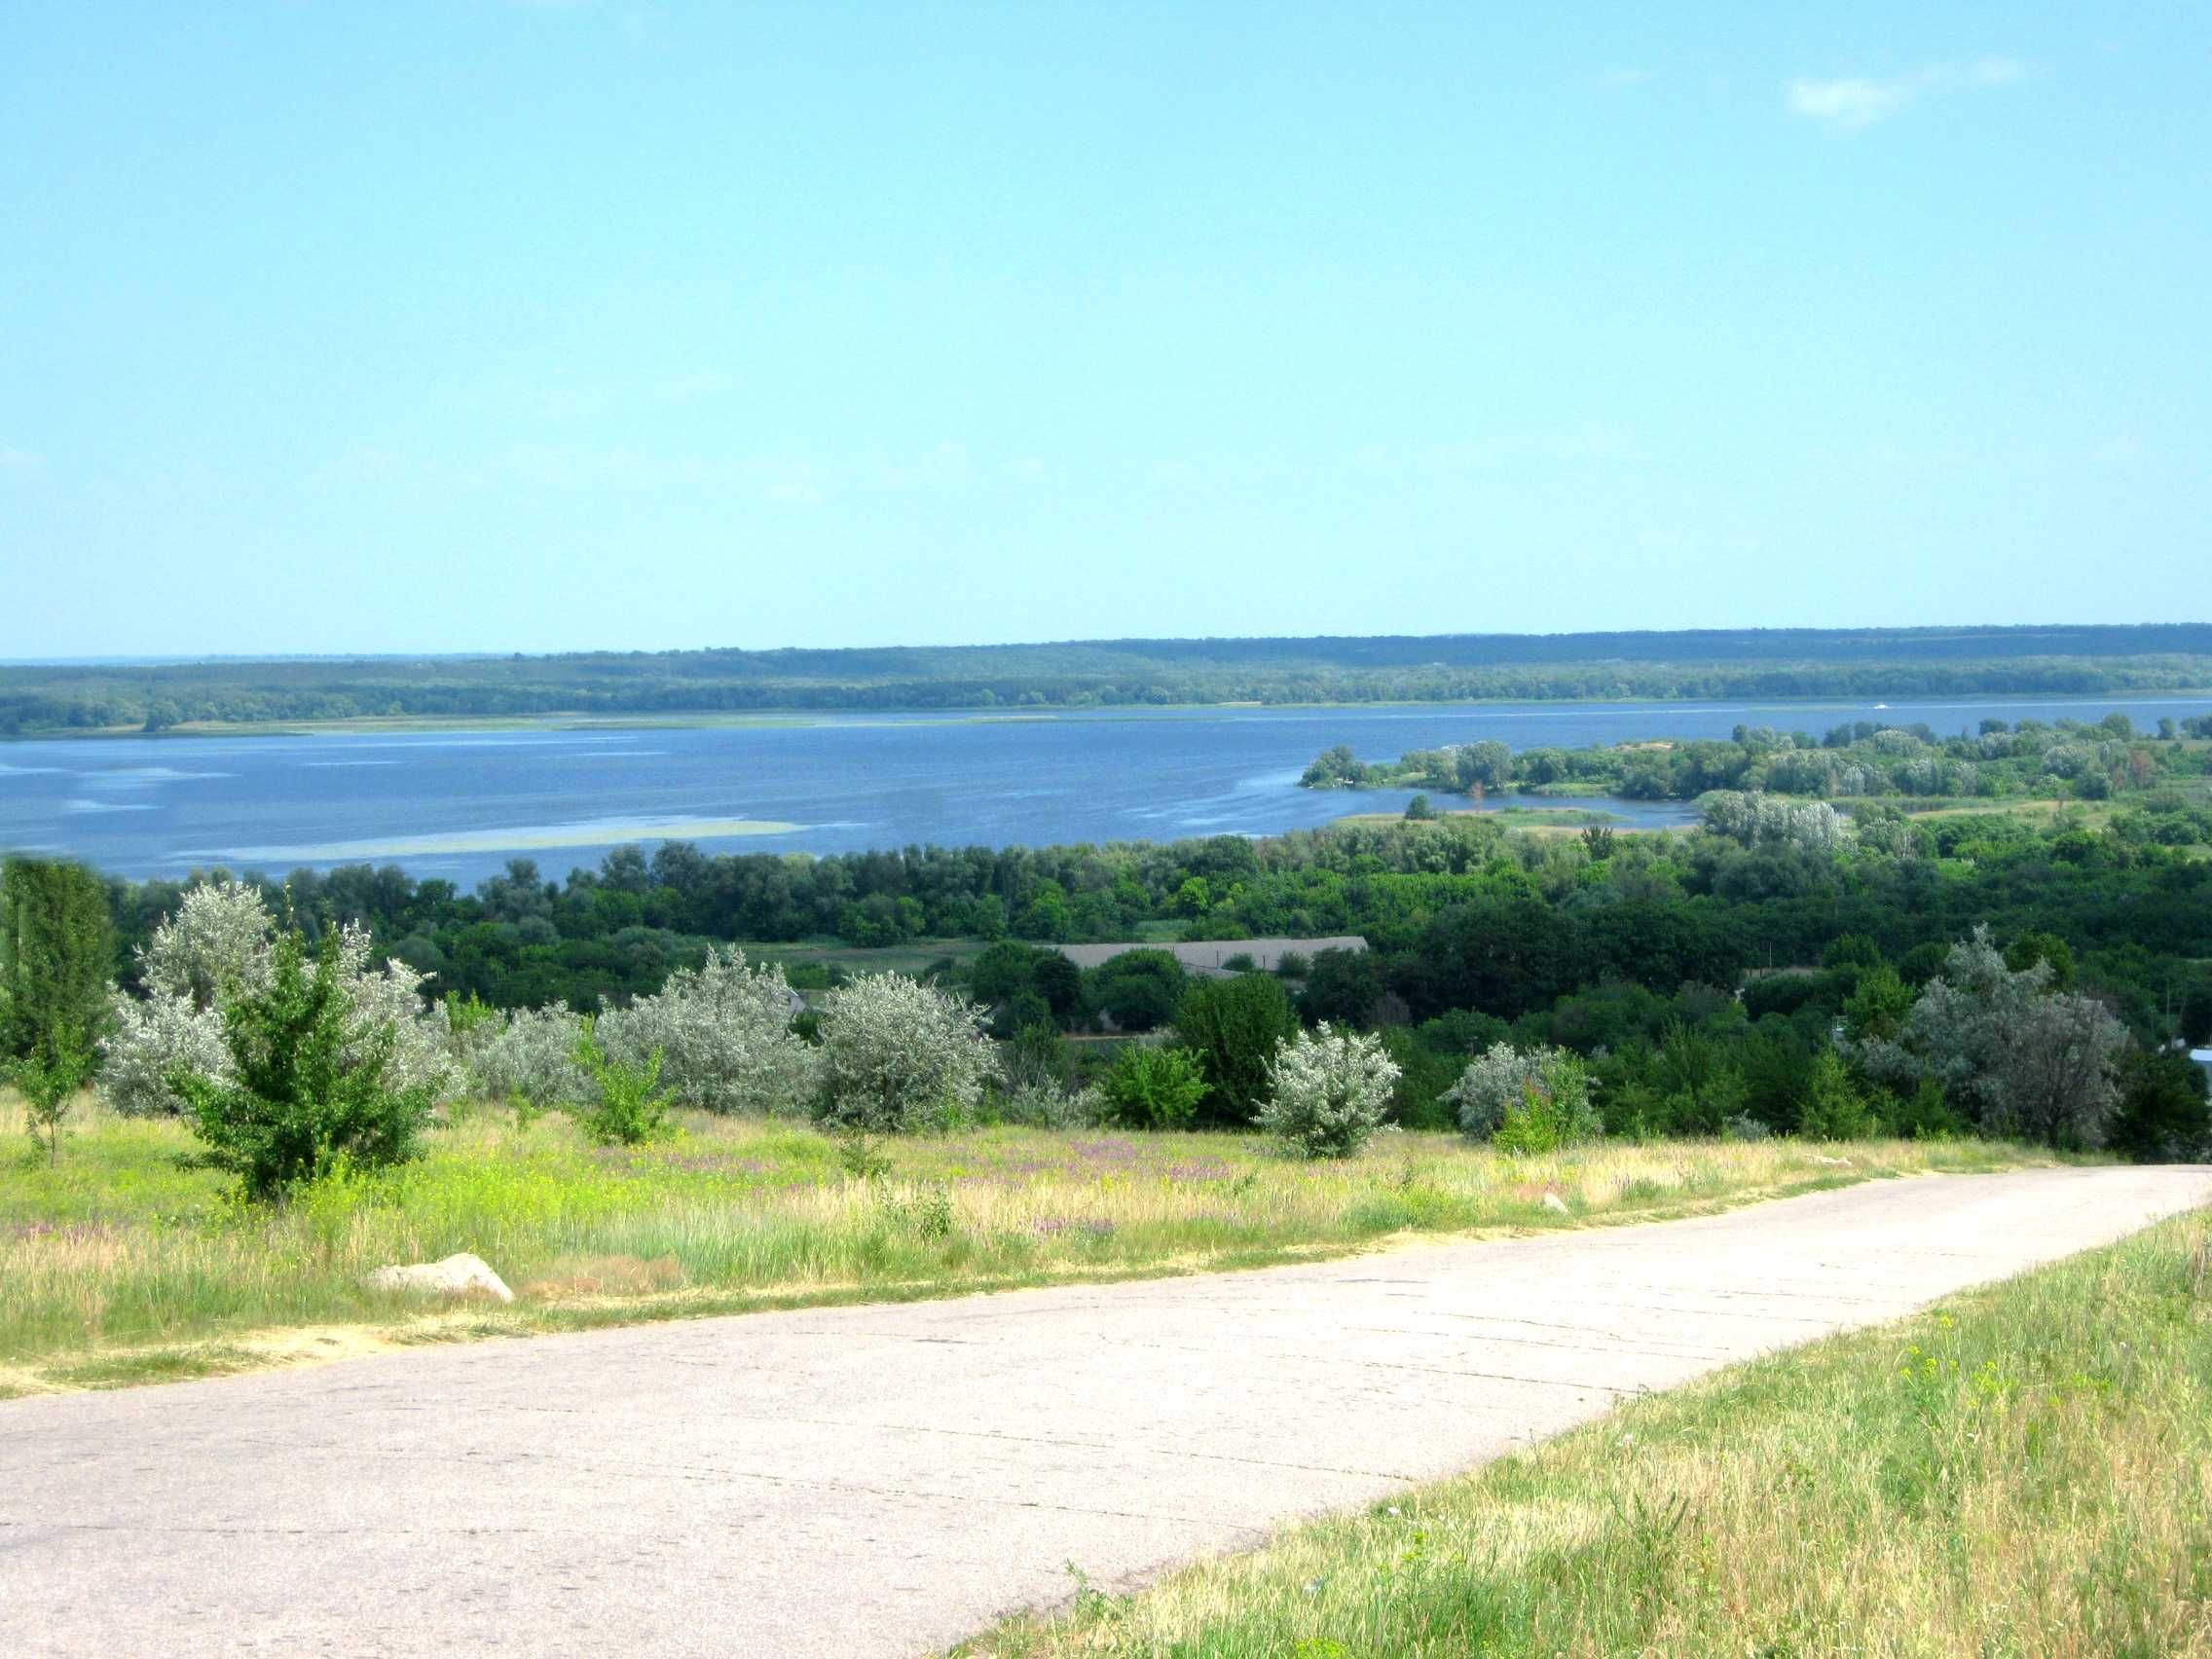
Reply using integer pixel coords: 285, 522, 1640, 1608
3, 693, 2206, 885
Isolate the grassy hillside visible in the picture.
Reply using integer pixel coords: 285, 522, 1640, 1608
963, 1206, 2212, 1657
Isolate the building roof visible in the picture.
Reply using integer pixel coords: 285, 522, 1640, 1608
1054, 937, 1366, 977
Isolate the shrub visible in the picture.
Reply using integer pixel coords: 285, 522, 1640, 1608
0, 856, 114, 1069
1083, 949, 1188, 1032
175, 927, 436, 1199
333, 924, 461, 1106
101, 886, 458, 1114
816, 973, 998, 1132
98, 987, 231, 1117
1447, 1044, 1600, 1145
1797, 1049, 1876, 1139
469, 1002, 591, 1106
572, 1027, 673, 1146
991, 1079, 1107, 1129
1493, 1092, 1573, 1156
1173, 972, 1299, 1125
1380, 1026, 1460, 1131
1257, 1022, 1401, 1159
1099, 1045, 1210, 1130
136, 877, 274, 1014
13, 1023, 93, 1166
1853, 927, 2129, 1148
596, 945, 815, 1115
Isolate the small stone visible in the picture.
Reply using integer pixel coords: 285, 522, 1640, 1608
1809, 1155, 1852, 1167
1542, 1193, 1571, 1216
366, 1253, 514, 1304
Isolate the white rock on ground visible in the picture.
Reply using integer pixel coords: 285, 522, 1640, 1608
1542, 1192, 1571, 1215
365, 1253, 514, 1303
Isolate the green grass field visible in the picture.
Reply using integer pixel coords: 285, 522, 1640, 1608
0, 1092, 2058, 1398
960, 1207, 2212, 1658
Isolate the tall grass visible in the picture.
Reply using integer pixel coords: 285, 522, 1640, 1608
961, 1209, 2212, 1658
1, 1089, 2060, 1395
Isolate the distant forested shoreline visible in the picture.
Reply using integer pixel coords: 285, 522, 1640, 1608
1304, 711, 2212, 805
6, 624, 2212, 736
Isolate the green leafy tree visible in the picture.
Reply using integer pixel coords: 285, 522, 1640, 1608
1099, 1044, 1209, 1129
0, 857, 114, 1066
1172, 972, 1299, 1125
175, 927, 436, 1199
572, 1026, 674, 1146
1842, 964, 1913, 1043
1295, 948, 1388, 1029
1085, 949, 1188, 1032
14, 1021, 93, 1165
2107, 1048, 2211, 1163
1797, 1049, 1875, 1139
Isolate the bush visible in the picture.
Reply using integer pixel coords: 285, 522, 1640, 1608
990, 1079, 1107, 1129
596, 945, 815, 1115
1797, 1049, 1876, 1139
1296, 947, 1389, 1028
469, 1002, 591, 1106
1083, 949, 1188, 1032
136, 877, 272, 1014
1099, 1045, 1210, 1130
1853, 927, 2128, 1148
1257, 1022, 1401, 1159
13, 1024, 92, 1165
1447, 1045, 1600, 1145
572, 1027, 674, 1146
1173, 972, 1300, 1125
98, 987, 230, 1117
175, 927, 436, 1199
2108, 1048, 2212, 1162
100, 886, 458, 1115
1380, 1027, 1461, 1131
333, 924, 460, 1106
1493, 1090, 1579, 1156
0, 856, 113, 1070
816, 973, 999, 1132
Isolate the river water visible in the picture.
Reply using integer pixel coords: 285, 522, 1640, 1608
2, 693, 2204, 884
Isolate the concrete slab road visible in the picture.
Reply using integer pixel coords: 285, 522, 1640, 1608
4, 1166, 2206, 1657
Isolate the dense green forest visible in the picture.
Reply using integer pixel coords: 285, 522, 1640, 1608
1306, 712, 2212, 806
59, 786, 2212, 1156
7, 624, 2212, 733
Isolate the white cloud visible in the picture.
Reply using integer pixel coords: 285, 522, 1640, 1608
0, 446, 47, 473
1787, 57, 2029, 130
1787, 76, 1914, 129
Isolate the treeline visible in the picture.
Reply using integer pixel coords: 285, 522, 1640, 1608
78, 800, 2211, 1042
17, 793, 2211, 1158
1306, 712, 2212, 810
7, 625, 2212, 732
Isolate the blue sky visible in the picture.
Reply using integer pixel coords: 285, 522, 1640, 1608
2, 3, 2206, 657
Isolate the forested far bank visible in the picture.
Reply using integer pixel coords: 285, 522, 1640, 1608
1307, 710, 2212, 809
7, 623, 2212, 734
